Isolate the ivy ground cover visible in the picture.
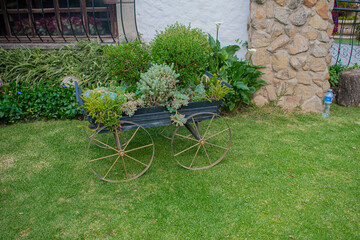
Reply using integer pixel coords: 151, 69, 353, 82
0, 105, 359, 239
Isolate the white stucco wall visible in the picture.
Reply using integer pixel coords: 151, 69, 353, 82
136, 0, 249, 59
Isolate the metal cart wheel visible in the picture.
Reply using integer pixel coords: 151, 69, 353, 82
87, 121, 155, 182
159, 125, 175, 140
171, 112, 231, 170
159, 123, 202, 140
83, 117, 113, 149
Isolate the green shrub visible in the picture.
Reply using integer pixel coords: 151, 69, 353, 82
329, 61, 360, 87
0, 83, 79, 123
150, 23, 209, 86
0, 41, 109, 88
225, 60, 266, 109
206, 24, 265, 110
104, 41, 151, 88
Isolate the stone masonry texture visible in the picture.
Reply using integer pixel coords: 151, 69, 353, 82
248, 0, 334, 112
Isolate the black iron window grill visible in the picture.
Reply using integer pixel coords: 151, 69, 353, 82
332, 0, 360, 66
0, 0, 140, 44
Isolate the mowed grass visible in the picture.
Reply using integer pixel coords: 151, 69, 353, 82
0, 105, 359, 239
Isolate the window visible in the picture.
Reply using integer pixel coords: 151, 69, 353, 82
0, 0, 124, 43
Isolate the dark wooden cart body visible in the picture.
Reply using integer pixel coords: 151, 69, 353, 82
75, 85, 223, 132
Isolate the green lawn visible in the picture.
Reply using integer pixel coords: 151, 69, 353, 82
333, 37, 360, 46
1, 105, 359, 239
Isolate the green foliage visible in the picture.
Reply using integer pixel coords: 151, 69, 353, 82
338, 2, 359, 9
206, 24, 265, 110
329, 61, 360, 87
191, 82, 207, 101
207, 34, 242, 81
329, 62, 347, 87
150, 23, 209, 85
137, 64, 193, 114
104, 41, 151, 87
205, 77, 232, 101
137, 64, 180, 106
225, 60, 266, 109
82, 87, 142, 130
339, 15, 359, 20
168, 92, 190, 113
0, 82, 78, 123
170, 112, 186, 126
0, 41, 109, 88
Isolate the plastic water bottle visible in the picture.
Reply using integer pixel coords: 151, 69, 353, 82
322, 89, 333, 117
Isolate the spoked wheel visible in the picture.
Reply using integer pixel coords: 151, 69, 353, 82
171, 112, 231, 170
83, 117, 112, 149
87, 121, 155, 182
159, 123, 203, 140
159, 125, 175, 140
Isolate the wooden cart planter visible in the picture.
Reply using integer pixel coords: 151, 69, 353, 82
75, 79, 232, 182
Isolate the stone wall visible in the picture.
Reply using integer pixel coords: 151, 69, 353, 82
248, 0, 334, 112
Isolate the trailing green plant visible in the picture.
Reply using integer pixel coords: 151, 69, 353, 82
150, 22, 209, 86
329, 62, 347, 87
168, 92, 190, 113
104, 41, 151, 88
0, 41, 109, 88
0, 82, 78, 123
170, 112, 187, 127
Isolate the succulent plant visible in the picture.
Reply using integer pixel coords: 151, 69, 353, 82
137, 63, 180, 106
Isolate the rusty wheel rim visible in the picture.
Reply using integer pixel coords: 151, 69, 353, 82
83, 117, 112, 149
87, 121, 154, 182
159, 125, 174, 140
159, 123, 202, 140
171, 112, 231, 170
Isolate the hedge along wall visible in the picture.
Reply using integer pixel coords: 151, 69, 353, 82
248, 0, 334, 112
136, 0, 249, 57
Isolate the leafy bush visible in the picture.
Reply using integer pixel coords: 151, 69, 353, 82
104, 41, 151, 88
0, 41, 109, 88
329, 61, 360, 87
225, 61, 266, 109
150, 23, 210, 86
206, 24, 265, 110
0, 83, 78, 123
